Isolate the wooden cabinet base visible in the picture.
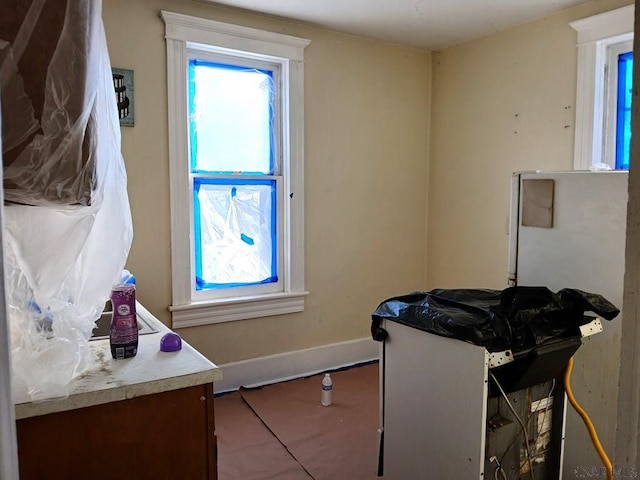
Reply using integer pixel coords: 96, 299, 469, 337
16, 384, 217, 480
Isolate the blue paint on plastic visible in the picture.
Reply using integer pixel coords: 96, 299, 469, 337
240, 233, 254, 245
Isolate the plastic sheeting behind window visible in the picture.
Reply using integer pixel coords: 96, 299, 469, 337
1, 0, 133, 401
194, 178, 277, 289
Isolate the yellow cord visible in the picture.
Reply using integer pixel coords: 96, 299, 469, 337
563, 357, 613, 480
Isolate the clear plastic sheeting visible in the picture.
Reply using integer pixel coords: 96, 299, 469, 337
1, 0, 133, 401
194, 179, 277, 289
1, 0, 103, 206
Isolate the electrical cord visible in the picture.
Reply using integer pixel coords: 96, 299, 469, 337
493, 459, 508, 480
489, 372, 536, 480
564, 357, 613, 480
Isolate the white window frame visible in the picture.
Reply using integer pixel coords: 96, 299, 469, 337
161, 11, 310, 328
571, 5, 634, 170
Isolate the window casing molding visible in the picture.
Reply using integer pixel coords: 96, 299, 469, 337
570, 5, 634, 170
161, 11, 310, 328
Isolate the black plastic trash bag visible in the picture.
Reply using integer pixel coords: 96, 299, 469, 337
371, 287, 619, 352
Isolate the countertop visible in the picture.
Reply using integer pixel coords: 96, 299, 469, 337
14, 303, 222, 420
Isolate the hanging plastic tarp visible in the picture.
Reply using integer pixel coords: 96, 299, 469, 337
371, 287, 620, 352
1, 0, 133, 401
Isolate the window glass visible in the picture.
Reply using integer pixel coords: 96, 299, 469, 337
616, 51, 633, 170
188, 59, 275, 175
193, 178, 277, 289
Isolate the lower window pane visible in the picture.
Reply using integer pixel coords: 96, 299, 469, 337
194, 178, 277, 290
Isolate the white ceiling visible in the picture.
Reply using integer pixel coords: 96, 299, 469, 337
208, 0, 590, 49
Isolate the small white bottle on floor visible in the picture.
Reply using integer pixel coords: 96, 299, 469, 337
321, 373, 332, 406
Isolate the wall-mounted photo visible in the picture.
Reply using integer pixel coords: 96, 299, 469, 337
112, 68, 134, 127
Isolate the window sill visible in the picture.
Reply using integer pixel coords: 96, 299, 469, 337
169, 291, 309, 328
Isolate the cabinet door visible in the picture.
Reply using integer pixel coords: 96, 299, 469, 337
17, 384, 217, 480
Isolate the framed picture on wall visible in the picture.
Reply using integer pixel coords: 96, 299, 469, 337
112, 68, 134, 127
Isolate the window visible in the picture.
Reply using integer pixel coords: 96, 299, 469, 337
614, 50, 633, 170
161, 11, 310, 327
603, 40, 633, 170
189, 58, 281, 299
571, 5, 634, 170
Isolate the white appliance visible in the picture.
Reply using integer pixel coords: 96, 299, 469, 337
376, 318, 572, 479
377, 320, 496, 479
508, 170, 628, 477
375, 304, 608, 479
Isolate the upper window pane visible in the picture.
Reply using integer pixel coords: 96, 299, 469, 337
188, 59, 275, 174
616, 51, 633, 170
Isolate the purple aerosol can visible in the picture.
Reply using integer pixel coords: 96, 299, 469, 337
110, 283, 138, 359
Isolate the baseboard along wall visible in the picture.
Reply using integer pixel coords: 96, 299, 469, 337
214, 337, 379, 394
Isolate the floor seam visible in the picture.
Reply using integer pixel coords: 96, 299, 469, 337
238, 387, 316, 480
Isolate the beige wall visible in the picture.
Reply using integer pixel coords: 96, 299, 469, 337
427, 0, 633, 290
102, 0, 431, 364
103, 0, 631, 366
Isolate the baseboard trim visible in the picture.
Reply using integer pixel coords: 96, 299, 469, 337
214, 337, 379, 393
